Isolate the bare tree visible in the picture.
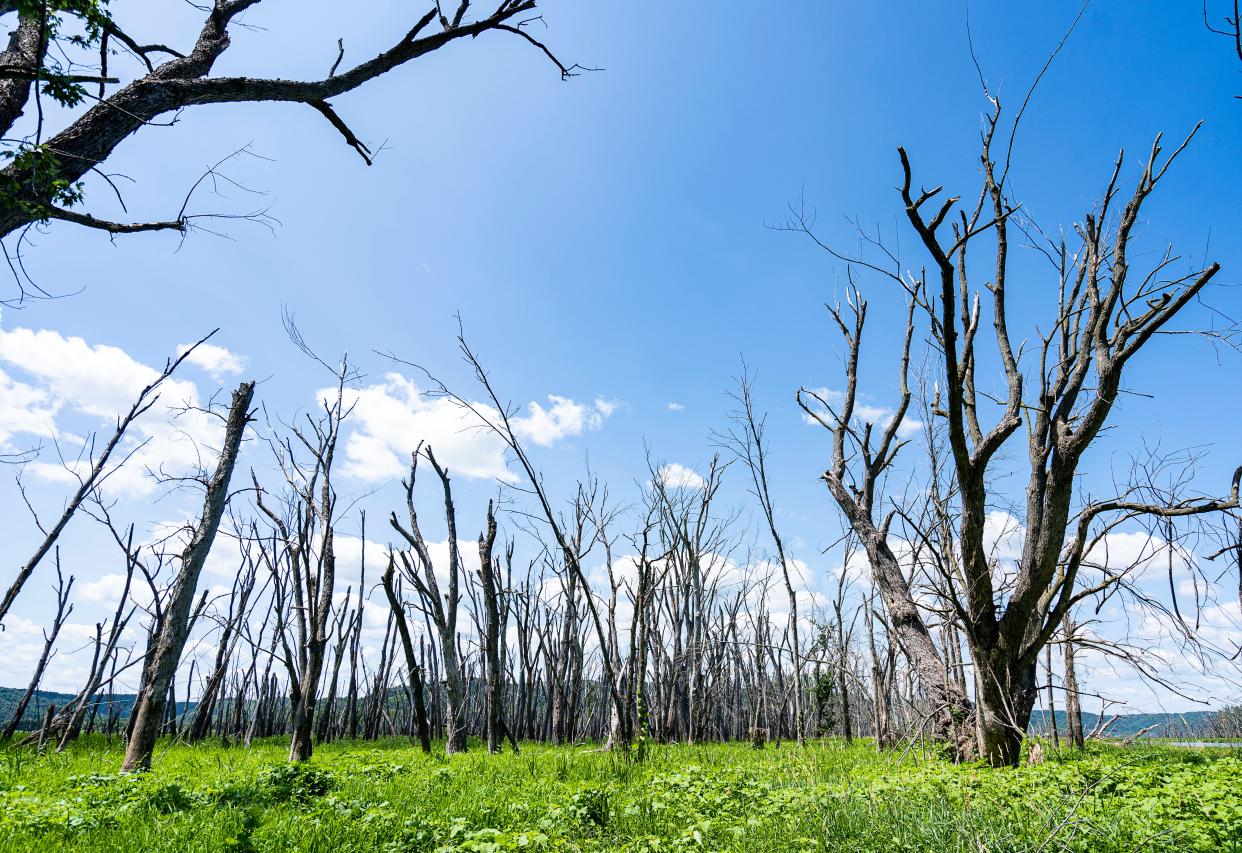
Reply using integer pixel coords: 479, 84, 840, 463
1, 555, 73, 740
721, 370, 806, 745
0, 1, 585, 279
790, 100, 1239, 765
187, 541, 259, 742
388, 444, 471, 754
254, 363, 350, 762
123, 381, 254, 770
379, 551, 433, 752
796, 282, 975, 758
394, 331, 635, 752
476, 500, 516, 753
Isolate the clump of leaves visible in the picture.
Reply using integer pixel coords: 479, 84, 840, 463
0, 145, 85, 219
257, 763, 335, 804
565, 785, 611, 829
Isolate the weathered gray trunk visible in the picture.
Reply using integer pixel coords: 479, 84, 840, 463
832, 478, 975, 758
1063, 618, 1084, 749
122, 382, 253, 771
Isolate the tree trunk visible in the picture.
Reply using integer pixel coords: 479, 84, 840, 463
122, 382, 253, 771
380, 561, 432, 753
974, 652, 1038, 767
1063, 618, 1084, 749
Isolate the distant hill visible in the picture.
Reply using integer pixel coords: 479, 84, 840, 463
0, 685, 1225, 739
0, 687, 146, 732
1028, 709, 1217, 738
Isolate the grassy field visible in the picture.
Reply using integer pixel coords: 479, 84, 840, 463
0, 737, 1238, 852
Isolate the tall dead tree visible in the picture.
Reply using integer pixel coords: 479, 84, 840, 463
389, 444, 470, 754
476, 501, 515, 753
255, 364, 350, 762
187, 538, 259, 742
796, 283, 975, 757
123, 381, 254, 770
379, 554, 433, 753
398, 331, 634, 751
792, 101, 1239, 765
722, 371, 807, 745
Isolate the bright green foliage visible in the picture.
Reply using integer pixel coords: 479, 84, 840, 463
0, 0, 113, 219
0, 145, 85, 219
8, 1, 113, 110
0, 738, 1237, 851
810, 671, 836, 734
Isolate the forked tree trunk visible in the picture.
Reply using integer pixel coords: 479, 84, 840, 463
973, 652, 1039, 767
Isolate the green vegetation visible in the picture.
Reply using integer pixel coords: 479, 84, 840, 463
0, 738, 1237, 852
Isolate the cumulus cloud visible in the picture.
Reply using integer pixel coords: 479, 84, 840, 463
0, 366, 57, 448
656, 462, 706, 489
177, 341, 247, 380
0, 327, 227, 499
329, 374, 615, 483
667, 402, 685, 412
594, 398, 621, 418
0, 327, 175, 419
514, 395, 611, 447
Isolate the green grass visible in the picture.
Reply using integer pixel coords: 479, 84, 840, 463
0, 736, 1238, 851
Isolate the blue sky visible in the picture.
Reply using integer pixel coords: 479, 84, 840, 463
1, 1, 1240, 711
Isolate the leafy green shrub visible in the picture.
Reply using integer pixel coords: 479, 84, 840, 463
257, 763, 335, 803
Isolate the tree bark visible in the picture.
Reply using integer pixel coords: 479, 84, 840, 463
122, 381, 253, 771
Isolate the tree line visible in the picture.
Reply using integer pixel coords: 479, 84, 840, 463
0, 2, 1239, 773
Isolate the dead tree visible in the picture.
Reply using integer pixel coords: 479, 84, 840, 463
254, 364, 350, 762
407, 332, 633, 751
721, 371, 807, 745
379, 553, 433, 753
187, 540, 259, 742
791, 101, 1239, 765
797, 283, 975, 757
389, 445, 470, 754
1, 556, 73, 740
1062, 616, 1085, 749
316, 576, 358, 744
0, 1, 585, 268
123, 381, 253, 770
32, 534, 140, 750
477, 501, 516, 753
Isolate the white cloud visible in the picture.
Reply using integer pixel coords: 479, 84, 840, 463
79, 573, 130, 605
332, 375, 615, 483
177, 341, 247, 380
984, 511, 1025, 563
0, 327, 172, 420
328, 373, 510, 483
0, 366, 57, 448
594, 398, 620, 418
656, 462, 706, 489
0, 327, 225, 499
512, 395, 611, 447
667, 402, 685, 412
